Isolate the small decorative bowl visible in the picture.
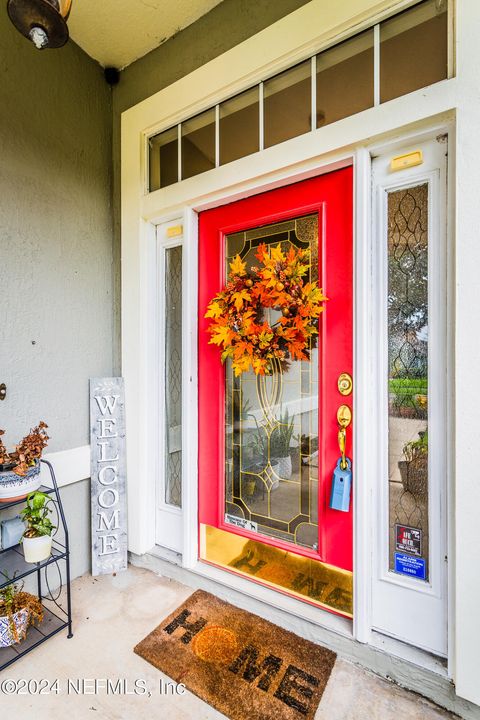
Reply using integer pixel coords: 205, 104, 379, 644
0, 460, 41, 503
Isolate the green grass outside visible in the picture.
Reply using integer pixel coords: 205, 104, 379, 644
389, 378, 427, 392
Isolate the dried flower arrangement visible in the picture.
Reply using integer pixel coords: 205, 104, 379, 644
0, 431, 9, 466
0, 575, 43, 645
0, 423, 49, 476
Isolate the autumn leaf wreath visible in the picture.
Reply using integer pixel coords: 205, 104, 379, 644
205, 243, 327, 376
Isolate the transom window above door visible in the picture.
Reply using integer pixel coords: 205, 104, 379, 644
148, 0, 449, 192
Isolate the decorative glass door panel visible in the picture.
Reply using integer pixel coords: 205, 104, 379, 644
225, 216, 319, 550
164, 245, 183, 508
198, 170, 353, 616
387, 185, 429, 580
371, 139, 447, 656
155, 223, 184, 553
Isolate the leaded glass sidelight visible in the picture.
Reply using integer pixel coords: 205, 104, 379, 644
224, 214, 319, 550
387, 184, 429, 580
164, 245, 183, 508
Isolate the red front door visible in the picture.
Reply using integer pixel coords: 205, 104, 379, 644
198, 168, 353, 616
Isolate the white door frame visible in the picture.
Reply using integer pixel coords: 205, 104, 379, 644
370, 137, 448, 656
121, 0, 461, 684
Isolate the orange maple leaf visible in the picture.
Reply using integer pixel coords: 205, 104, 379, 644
255, 243, 268, 263
205, 300, 224, 319
252, 357, 268, 374
232, 355, 252, 376
233, 340, 253, 359
229, 255, 247, 277
208, 322, 235, 347
232, 289, 251, 311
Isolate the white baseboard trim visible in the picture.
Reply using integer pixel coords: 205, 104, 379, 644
41, 445, 90, 488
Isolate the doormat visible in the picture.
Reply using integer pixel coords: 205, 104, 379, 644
134, 590, 336, 720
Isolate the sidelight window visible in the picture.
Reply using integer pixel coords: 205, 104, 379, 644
163, 245, 183, 508
387, 183, 430, 581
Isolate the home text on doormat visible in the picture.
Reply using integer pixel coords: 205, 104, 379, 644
134, 590, 336, 720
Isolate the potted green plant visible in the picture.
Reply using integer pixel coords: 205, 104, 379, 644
399, 429, 428, 497
0, 575, 43, 648
243, 434, 266, 495
20, 491, 56, 563
226, 395, 253, 429
243, 475, 257, 498
244, 428, 280, 493
270, 409, 296, 479
0, 423, 49, 503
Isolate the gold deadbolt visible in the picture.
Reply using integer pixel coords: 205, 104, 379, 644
337, 405, 352, 428
337, 372, 353, 396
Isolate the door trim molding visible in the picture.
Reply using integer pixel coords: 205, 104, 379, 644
122, 128, 451, 652
120, 0, 457, 676
353, 147, 374, 644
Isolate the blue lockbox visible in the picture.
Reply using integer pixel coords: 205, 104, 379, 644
329, 458, 352, 512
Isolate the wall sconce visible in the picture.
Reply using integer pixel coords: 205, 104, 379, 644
7, 0, 72, 50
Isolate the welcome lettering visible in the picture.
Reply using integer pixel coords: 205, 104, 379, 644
90, 379, 127, 575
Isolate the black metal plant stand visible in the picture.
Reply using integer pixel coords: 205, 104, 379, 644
0, 459, 73, 671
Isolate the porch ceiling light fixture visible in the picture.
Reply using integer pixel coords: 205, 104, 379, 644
7, 0, 72, 50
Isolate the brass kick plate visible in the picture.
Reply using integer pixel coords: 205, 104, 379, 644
338, 373, 353, 396
201, 524, 353, 617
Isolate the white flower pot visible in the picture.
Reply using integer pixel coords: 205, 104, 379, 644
270, 461, 280, 490
276, 455, 292, 480
22, 534, 52, 563
0, 608, 29, 647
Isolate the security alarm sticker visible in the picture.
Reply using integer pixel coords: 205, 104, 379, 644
395, 524, 422, 557
225, 514, 258, 532
394, 553, 426, 580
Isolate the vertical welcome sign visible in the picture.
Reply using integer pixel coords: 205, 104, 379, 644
89, 378, 128, 576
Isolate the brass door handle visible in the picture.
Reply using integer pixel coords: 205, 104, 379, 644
337, 405, 351, 470
337, 404, 352, 428
338, 427, 347, 469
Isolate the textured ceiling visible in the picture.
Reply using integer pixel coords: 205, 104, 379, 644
68, 0, 224, 70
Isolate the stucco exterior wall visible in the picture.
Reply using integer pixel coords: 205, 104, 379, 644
0, 13, 113, 581
61, 479, 92, 580
0, 12, 113, 454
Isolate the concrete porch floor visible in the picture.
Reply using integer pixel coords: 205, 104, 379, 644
1, 565, 457, 719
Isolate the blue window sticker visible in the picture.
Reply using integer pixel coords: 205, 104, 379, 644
394, 553, 426, 580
